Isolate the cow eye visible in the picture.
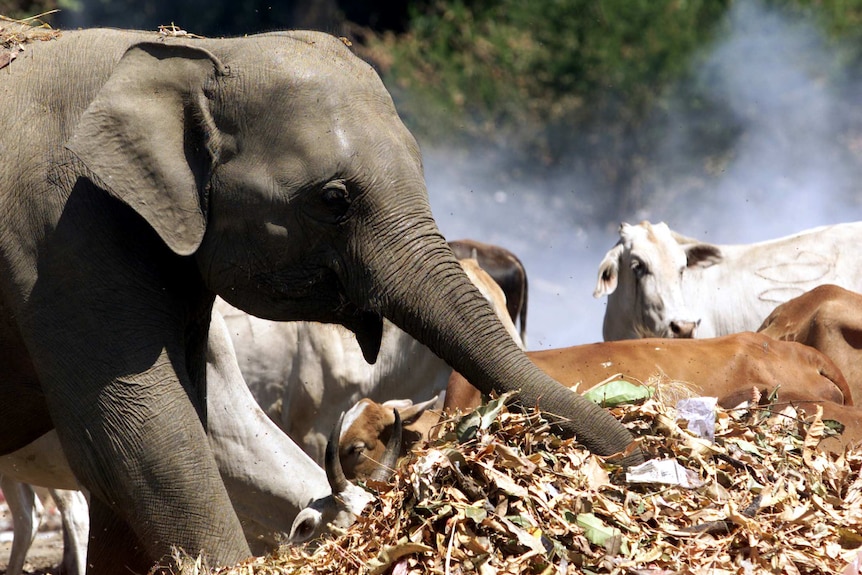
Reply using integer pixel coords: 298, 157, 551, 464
346, 442, 366, 457
631, 259, 647, 278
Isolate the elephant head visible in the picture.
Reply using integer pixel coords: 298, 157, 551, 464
67, 31, 636, 458
39, 29, 638, 571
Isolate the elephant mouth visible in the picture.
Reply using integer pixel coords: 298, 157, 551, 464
290, 265, 384, 364
250, 267, 384, 364
340, 308, 383, 364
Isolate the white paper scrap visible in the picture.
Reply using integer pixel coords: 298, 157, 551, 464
625, 458, 704, 489
676, 396, 718, 442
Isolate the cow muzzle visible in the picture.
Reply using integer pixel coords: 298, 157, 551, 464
670, 319, 700, 338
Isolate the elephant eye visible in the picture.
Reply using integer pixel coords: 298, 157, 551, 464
320, 180, 351, 220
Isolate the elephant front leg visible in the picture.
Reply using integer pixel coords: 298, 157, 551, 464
39, 349, 252, 571
2, 475, 43, 575
86, 497, 152, 575
13, 180, 251, 570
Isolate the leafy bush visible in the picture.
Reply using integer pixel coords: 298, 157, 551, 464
0, 0, 61, 21
359, 0, 731, 154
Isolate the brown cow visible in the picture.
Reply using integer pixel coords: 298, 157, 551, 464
445, 332, 862, 455
339, 332, 857, 480
757, 284, 862, 404
449, 239, 529, 344
336, 395, 441, 481
445, 331, 852, 413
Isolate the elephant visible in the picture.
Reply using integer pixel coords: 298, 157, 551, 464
0, 308, 398, 570
448, 238, 529, 344
0, 23, 638, 574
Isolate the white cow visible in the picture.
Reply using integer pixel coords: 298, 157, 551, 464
595, 221, 862, 340
219, 257, 523, 464
0, 310, 386, 568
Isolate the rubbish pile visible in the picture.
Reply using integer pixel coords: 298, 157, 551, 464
184, 382, 862, 574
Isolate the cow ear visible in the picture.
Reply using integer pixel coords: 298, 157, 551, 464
389, 394, 441, 425
66, 42, 230, 256
380, 399, 414, 413
594, 243, 623, 298
685, 243, 723, 269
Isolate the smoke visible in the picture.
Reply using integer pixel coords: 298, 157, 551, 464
424, 151, 609, 350
650, 0, 862, 243
425, 0, 862, 349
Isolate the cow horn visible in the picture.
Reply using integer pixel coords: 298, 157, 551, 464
369, 409, 402, 484
325, 412, 350, 494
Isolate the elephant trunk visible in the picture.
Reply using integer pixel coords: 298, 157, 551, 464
358, 212, 638, 459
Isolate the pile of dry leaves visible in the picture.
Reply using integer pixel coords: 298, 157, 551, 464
184, 383, 862, 575
0, 14, 61, 69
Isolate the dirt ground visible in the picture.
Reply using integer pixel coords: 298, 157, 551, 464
0, 531, 64, 575
0, 493, 65, 575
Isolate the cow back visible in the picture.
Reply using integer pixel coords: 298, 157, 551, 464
445, 332, 852, 414
758, 284, 862, 404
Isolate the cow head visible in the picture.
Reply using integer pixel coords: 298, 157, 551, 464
287, 409, 403, 545
338, 395, 441, 481
594, 221, 722, 340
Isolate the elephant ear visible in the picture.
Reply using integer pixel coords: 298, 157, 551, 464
66, 42, 230, 256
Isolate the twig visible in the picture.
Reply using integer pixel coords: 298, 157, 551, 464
445, 517, 458, 575
0, 10, 59, 25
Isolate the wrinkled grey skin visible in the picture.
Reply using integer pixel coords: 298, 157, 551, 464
0, 26, 636, 574
0, 309, 372, 570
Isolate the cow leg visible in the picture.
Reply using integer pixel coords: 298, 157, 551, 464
2, 475, 44, 575
51, 489, 89, 575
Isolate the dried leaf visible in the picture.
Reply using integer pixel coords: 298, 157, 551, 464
456, 391, 515, 442
494, 443, 537, 473
478, 461, 529, 498
367, 539, 433, 575
575, 513, 624, 552
803, 404, 826, 467
0, 49, 17, 69
582, 455, 611, 490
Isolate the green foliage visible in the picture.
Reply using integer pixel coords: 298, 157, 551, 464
772, 0, 862, 37
767, 0, 862, 67
583, 379, 653, 407
0, 0, 59, 21
362, 0, 731, 149
358, 0, 862, 220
